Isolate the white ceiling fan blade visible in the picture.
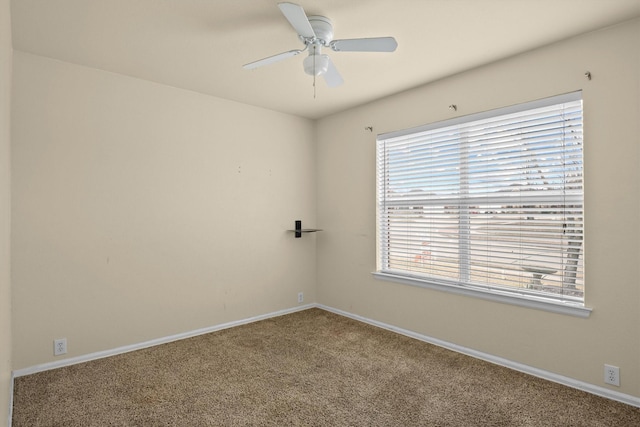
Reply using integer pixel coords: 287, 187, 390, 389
278, 2, 316, 39
323, 57, 344, 87
243, 49, 303, 70
331, 37, 398, 52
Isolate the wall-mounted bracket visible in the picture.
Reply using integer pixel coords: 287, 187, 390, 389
289, 220, 322, 238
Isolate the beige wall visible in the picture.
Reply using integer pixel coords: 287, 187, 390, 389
317, 19, 640, 397
0, 0, 12, 423
11, 52, 317, 369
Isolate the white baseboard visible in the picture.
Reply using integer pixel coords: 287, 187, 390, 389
317, 304, 640, 409
12, 303, 315, 378
12, 302, 640, 411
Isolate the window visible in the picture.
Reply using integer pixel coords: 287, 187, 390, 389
376, 92, 585, 312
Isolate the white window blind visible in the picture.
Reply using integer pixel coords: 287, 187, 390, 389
377, 92, 584, 304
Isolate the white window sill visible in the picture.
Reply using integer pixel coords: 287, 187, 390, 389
372, 271, 592, 318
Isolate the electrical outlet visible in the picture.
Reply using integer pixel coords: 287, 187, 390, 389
54, 338, 67, 356
298, 292, 304, 303
604, 364, 620, 386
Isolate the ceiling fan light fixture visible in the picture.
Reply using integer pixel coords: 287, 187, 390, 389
303, 53, 329, 76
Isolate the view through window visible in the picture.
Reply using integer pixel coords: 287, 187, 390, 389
376, 92, 584, 304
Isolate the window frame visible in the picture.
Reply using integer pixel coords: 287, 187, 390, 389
374, 92, 591, 318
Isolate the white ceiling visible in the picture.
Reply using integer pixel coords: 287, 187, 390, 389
10, 0, 640, 119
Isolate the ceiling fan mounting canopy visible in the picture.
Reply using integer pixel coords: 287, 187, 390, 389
306, 16, 334, 45
243, 2, 398, 87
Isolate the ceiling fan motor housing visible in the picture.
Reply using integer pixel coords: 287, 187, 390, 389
307, 16, 334, 44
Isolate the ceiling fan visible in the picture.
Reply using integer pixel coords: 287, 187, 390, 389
243, 2, 398, 87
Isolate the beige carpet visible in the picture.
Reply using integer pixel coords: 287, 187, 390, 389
12, 308, 640, 426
